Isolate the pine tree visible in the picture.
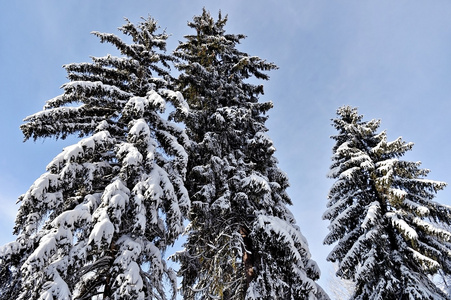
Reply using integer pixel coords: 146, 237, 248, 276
173, 9, 328, 299
324, 106, 451, 299
0, 17, 190, 300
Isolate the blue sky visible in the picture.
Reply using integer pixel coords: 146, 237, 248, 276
2, 0, 451, 293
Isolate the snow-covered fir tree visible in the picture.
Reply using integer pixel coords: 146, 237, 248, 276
172, 9, 328, 299
0, 17, 190, 300
324, 106, 451, 299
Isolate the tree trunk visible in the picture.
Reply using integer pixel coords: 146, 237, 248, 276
103, 240, 117, 299
240, 226, 255, 288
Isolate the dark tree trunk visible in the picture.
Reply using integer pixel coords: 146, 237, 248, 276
240, 226, 255, 287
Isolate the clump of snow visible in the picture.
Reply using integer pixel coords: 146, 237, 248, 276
255, 214, 311, 263
129, 118, 150, 138
160, 89, 189, 116
412, 217, 451, 242
47, 130, 112, 170
404, 199, 430, 216
389, 188, 407, 201
88, 216, 115, 248
52, 201, 93, 229
375, 158, 397, 183
387, 213, 418, 241
28, 173, 60, 199
63, 80, 133, 100
249, 132, 276, 153
88, 180, 130, 247
118, 143, 143, 167
211, 191, 231, 210
241, 173, 271, 194
338, 166, 359, 180
361, 201, 380, 229
39, 272, 71, 300
408, 248, 440, 271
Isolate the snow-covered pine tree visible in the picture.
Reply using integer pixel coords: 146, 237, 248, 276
0, 17, 190, 300
324, 106, 451, 299
172, 9, 328, 300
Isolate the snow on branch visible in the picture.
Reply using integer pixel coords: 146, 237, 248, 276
111, 236, 145, 298
338, 166, 360, 180
63, 80, 132, 102
412, 217, 451, 242
254, 214, 311, 263
51, 200, 93, 230
39, 271, 72, 300
124, 90, 167, 118
88, 215, 115, 248
402, 199, 430, 216
408, 247, 440, 272
88, 180, 130, 247
241, 173, 271, 194
361, 201, 380, 229
46, 131, 112, 171
387, 213, 418, 242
